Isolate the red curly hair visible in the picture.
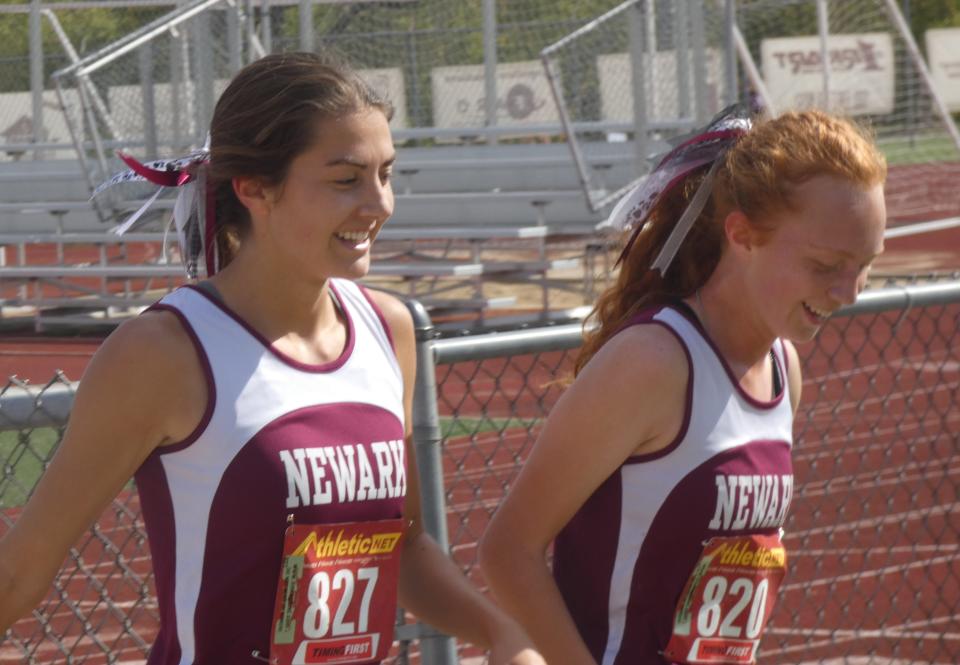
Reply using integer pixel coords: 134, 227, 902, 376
575, 109, 887, 375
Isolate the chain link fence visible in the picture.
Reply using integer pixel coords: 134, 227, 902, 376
430, 280, 960, 664
1, 280, 959, 663
541, 0, 960, 215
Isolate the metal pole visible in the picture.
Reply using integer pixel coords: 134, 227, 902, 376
70, 0, 227, 78
482, 0, 498, 145
732, 25, 777, 116
644, 0, 655, 117
689, 0, 708, 121
246, 0, 257, 64
193, 9, 215, 144
903, 0, 916, 146
723, 0, 737, 106
816, 0, 830, 110
179, 24, 196, 143
407, 29, 422, 127
43, 9, 122, 144
226, 1, 242, 73
29, 0, 44, 160
51, 77, 108, 223
139, 42, 158, 158
675, 0, 691, 120
628, 2, 649, 172
171, 28, 183, 151
298, 0, 313, 52
260, 0, 272, 53
404, 299, 458, 665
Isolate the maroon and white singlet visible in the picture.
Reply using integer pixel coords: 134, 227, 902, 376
553, 302, 794, 664
134, 279, 406, 665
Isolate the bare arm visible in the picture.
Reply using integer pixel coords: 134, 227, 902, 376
479, 325, 689, 665
783, 339, 802, 416
367, 290, 542, 665
0, 311, 206, 631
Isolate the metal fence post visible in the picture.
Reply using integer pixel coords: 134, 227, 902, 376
29, 0, 44, 161
404, 299, 458, 665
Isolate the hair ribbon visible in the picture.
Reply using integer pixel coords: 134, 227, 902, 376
601, 104, 754, 273
92, 138, 216, 279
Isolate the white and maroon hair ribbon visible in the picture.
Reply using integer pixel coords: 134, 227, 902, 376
93, 138, 216, 280
601, 104, 754, 274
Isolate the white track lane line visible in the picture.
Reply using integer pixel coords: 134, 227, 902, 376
760, 613, 960, 657
780, 553, 957, 592
785, 501, 960, 539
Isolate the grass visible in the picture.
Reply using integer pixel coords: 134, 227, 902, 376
0, 427, 60, 509
0, 418, 537, 508
440, 415, 541, 439
878, 133, 960, 166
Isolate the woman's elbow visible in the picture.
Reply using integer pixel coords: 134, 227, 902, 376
478, 518, 538, 593
478, 520, 510, 586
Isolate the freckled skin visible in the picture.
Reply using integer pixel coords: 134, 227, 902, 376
741, 175, 886, 343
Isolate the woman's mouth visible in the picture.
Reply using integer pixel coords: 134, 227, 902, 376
335, 230, 372, 249
802, 301, 831, 324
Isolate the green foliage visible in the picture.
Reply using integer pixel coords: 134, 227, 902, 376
0, 427, 60, 508
1, 0, 959, 95
905, 0, 960, 34
0, 3, 166, 91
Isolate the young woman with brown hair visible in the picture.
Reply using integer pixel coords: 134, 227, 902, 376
0, 52, 542, 665
479, 107, 888, 665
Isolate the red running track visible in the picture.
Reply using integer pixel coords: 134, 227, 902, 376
0, 236, 957, 664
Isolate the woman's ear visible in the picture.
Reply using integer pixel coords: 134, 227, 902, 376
232, 176, 274, 219
723, 209, 759, 257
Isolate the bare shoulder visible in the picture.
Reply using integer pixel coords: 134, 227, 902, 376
781, 339, 802, 415
80, 307, 208, 445
100, 307, 191, 357
581, 321, 689, 392
566, 321, 689, 456
363, 287, 415, 354
92, 308, 200, 384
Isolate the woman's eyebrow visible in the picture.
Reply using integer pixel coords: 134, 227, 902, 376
325, 154, 397, 168
808, 242, 881, 262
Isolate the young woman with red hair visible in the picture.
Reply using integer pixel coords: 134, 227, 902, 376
480, 107, 887, 665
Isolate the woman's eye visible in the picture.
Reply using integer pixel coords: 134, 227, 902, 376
334, 176, 357, 186
380, 170, 393, 183
811, 259, 842, 274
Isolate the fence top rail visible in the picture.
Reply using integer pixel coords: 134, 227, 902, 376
0, 281, 957, 431
50, 0, 227, 79
431, 280, 960, 365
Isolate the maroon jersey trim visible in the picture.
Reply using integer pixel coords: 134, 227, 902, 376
183, 283, 356, 373
144, 303, 217, 456
623, 319, 694, 464
669, 301, 785, 410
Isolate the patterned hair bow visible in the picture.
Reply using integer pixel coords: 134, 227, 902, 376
601, 103, 754, 273
92, 138, 216, 279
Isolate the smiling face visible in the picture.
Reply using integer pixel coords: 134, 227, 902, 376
254, 108, 395, 282
741, 174, 886, 342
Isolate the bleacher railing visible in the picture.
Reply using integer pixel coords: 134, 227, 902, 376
1, 280, 959, 663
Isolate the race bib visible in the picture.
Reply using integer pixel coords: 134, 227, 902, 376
269, 519, 405, 665
663, 533, 786, 664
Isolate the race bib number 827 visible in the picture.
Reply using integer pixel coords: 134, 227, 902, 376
270, 520, 405, 665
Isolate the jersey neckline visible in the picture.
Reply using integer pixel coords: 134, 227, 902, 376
668, 299, 785, 410
183, 280, 356, 373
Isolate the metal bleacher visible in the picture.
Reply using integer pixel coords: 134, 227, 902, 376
0, 138, 636, 330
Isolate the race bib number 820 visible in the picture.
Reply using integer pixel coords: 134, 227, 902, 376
663, 534, 786, 664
